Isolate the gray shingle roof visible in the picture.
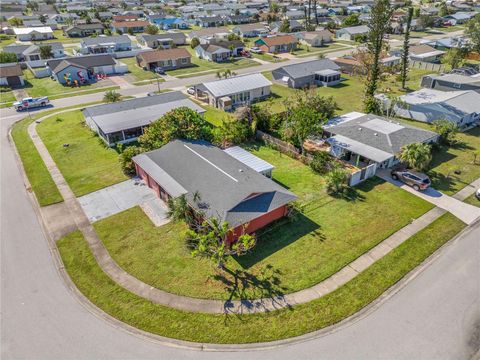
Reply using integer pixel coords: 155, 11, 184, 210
340, 25, 369, 35
275, 59, 340, 79
139, 32, 187, 42
325, 113, 438, 156
47, 54, 116, 73
133, 139, 297, 227
81, 35, 131, 46
82, 91, 206, 134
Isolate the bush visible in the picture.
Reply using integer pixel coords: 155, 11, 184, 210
212, 119, 252, 148
310, 151, 333, 175
190, 37, 200, 49
325, 166, 349, 195
433, 119, 458, 145
119, 146, 143, 174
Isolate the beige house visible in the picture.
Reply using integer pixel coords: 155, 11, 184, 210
299, 30, 333, 47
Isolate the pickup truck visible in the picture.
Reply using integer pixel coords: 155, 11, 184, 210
14, 96, 49, 111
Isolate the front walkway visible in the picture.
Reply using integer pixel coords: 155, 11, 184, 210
377, 169, 480, 225
25, 109, 480, 314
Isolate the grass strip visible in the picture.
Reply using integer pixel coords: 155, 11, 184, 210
57, 212, 464, 344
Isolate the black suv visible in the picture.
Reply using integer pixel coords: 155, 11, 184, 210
391, 168, 431, 191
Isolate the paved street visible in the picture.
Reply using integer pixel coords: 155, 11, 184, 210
2, 111, 479, 359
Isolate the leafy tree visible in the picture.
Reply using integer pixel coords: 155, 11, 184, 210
105, 28, 112, 36
363, 0, 393, 113
190, 37, 200, 49
145, 24, 159, 35
325, 166, 349, 194
119, 145, 143, 174
270, 3, 280, 13
433, 119, 458, 145
400, 7, 413, 90
413, 7, 420, 18
227, 33, 240, 41
438, 2, 449, 17
441, 48, 467, 70
310, 151, 334, 174
279, 18, 290, 33
127, 28, 134, 35
167, 194, 194, 224
39, 14, 47, 24
212, 119, 252, 148
8, 17, 23, 26
464, 14, 480, 53
103, 90, 121, 103
39, 45, 53, 59
187, 218, 256, 269
343, 13, 360, 26
399, 142, 432, 171
0, 52, 17, 63
139, 107, 212, 151
418, 14, 434, 29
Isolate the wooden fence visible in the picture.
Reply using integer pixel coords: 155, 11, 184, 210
410, 60, 444, 72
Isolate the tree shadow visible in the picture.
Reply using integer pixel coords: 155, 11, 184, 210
328, 186, 366, 202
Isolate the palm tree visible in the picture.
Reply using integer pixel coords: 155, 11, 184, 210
399, 143, 432, 171
103, 90, 121, 103
39, 45, 53, 60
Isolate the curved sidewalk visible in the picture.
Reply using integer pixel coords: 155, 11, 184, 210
25, 109, 474, 314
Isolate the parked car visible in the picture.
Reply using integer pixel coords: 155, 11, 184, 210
250, 47, 263, 54
14, 97, 49, 111
186, 87, 195, 95
475, 188, 480, 200
391, 168, 431, 191
154, 67, 165, 74
240, 50, 251, 58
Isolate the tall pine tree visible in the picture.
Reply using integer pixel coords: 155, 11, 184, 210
400, 7, 413, 90
364, 0, 393, 113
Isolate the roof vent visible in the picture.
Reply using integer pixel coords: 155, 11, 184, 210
358, 127, 362, 131
239, 169, 244, 172
374, 133, 378, 136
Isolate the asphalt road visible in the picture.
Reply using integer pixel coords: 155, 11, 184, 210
1, 109, 479, 359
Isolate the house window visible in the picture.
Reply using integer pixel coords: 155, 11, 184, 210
181, 57, 188, 64
453, 83, 461, 89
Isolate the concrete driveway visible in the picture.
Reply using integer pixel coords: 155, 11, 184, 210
377, 169, 480, 225
78, 178, 169, 224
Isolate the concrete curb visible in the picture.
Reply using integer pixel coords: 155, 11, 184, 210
8, 110, 479, 350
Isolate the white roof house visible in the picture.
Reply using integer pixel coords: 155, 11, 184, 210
223, 146, 274, 177
395, 89, 480, 128
13, 27, 54, 41
201, 73, 272, 98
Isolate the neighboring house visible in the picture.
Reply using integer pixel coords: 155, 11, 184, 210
380, 55, 401, 67
285, 10, 304, 20
112, 15, 139, 22
46, 54, 127, 85
13, 27, 54, 41
197, 15, 225, 28
188, 27, 230, 42
443, 11, 476, 24
64, 24, 105, 37
136, 48, 192, 70
149, 17, 189, 30
408, 44, 445, 63
50, 13, 80, 24
4, 43, 64, 61
394, 89, 480, 128
270, 19, 303, 33
226, 14, 253, 24
132, 139, 297, 242
231, 23, 268, 38
0, 63, 24, 87
192, 73, 272, 110
421, 72, 480, 93
195, 40, 244, 61
271, 59, 341, 88
335, 25, 369, 41
82, 91, 205, 146
254, 35, 297, 54
79, 35, 132, 55
111, 20, 149, 33
298, 30, 333, 47
137, 33, 187, 48
324, 112, 438, 169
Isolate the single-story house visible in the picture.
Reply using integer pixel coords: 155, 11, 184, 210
79, 35, 132, 55
149, 17, 189, 30
407, 44, 445, 63
50, 13, 80, 23
64, 24, 105, 38
332, 56, 366, 74
46, 54, 127, 85
193, 73, 272, 110
226, 14, 253, 25
4, 42, 64, 61
13, 27, 54, 41
285, 10, 305, 20
197, 15, 225, 28
271, 59, 341, 88
324, 112, 438, 169
188, 27, 230, 42
254, 35, 297, 54
421, 72, 480, 93
443, 11, 476, 25
132, 139, 297, 242
137, 33, 187, 49
111, 20, 149, 34
112, 15, 139, 22
270, 20, 303, 33
394, 89, 480, 128
231, 23, 268, 37
298, 30, 334, 47
82, 91, 205, 146
335, 25, 369, 41
136, 48, 192, 71
0, 63, 25, 87
195, 40, 244, 61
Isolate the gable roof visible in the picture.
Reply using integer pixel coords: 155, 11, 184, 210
0, 63, 23, 77
339, 25, 369, 34
189, 26, 230, 38
199, 73, 272, 97
137, 48, 191, 63
410, 44, 443, 56
112, 20, 149, 28
139, 32, 187, 43
325, 112, 438, 159
256, 34, 297, 46
133, 139, 296, 227
46, 54, 116, 73
82, 91, 205, 134
233, 22, 267, 32
66, 23, 105, 31
13, 27, 53, 35
81, 35, 131, 46
302, 30, 333, 39
275, 59, 340, 79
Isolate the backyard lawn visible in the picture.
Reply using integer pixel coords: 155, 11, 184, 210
0, 35, 16, 48
36, 110, 128, 197
293, 43, 350, 58
93, 143, 433, 300
23, 70, 119, 99
121, 57, 165, 83
59, 211, 464, 343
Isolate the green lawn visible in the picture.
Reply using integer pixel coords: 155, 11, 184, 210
36, 110, 127, 197
23, 71, 119, 99
93, 143, 433, 300
379, 68, 436, 96
0, 89, 16, 107
200, 104, 234, 126
58, 212, 465, 343
36, 30, 82, 44
251, 52, 287, 63
464, 193, 480, 207
293, 43, 348, 58
121, 57, 166, 83
0, 35, 16, 48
